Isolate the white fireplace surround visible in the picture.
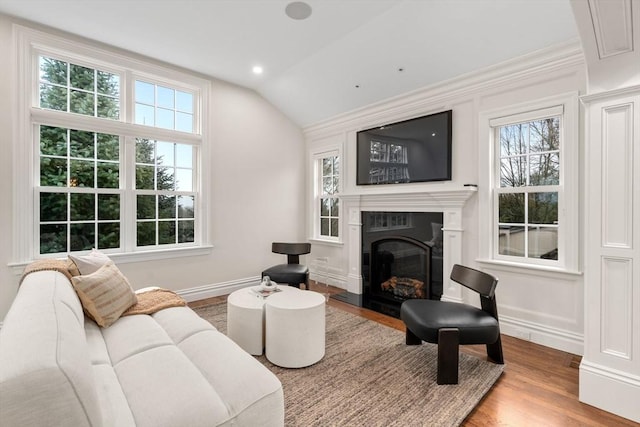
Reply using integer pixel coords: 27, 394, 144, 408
340, 186, 477, 303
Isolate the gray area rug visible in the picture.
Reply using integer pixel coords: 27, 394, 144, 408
193, 302, 503, 427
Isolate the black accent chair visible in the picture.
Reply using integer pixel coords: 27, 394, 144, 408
261, 242, 311, 289
400, 264, 504, 384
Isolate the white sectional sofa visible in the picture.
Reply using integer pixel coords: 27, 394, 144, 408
0, 270, 285, 426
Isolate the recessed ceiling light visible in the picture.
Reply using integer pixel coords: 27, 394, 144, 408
252, 65, 263, 75
285, 1, 312, 20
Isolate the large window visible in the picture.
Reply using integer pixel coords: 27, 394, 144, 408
15, 28, 209, 262
479, 95, 579, 273
317, 153, 340, 239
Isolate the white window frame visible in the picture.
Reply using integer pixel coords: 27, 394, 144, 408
11, 25, 212, 268
312, 149, 341, 243
477, 92, 580, 276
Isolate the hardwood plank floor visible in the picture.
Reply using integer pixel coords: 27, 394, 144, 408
189, 282, 639, 426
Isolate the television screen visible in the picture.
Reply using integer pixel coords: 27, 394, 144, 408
356, 110, 452, 185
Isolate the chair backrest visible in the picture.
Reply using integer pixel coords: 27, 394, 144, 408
450, 264, 498, 299
272, 242, 311, 264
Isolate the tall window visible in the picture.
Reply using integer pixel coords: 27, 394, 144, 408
481, 98, 580, 270
318, 154, 340, 239
16, 28, 208, 261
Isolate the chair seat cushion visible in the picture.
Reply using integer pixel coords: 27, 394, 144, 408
262, 264, 308, 285
400, 299, 499, 345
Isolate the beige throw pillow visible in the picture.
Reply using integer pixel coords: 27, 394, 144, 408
71, 261, 138, 327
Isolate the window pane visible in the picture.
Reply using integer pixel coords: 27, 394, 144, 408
498, 193, 525, 223
322, 177, 333, 194
157, 142, 174, 166
40, 157, 67, 187
529, 153, 559, 186
498, 225, 524, 257
528, 226, 558, 260
176, 112, 193, 132
98, 194, 120, 220
176, 91, 193, 113
175, 168, 192, 191
70, 89, 94, 115
528, 192, 558, 224
135, 103, 155, 126
176, 144, 192, 168
529, 118, 559, 152
333, 156, 340, 174
40, 126, 67, 156
159, 195, 176, 219
157, 108, 174, 129
136, 139, 156, 164
97, 133, 119, 161
40, 57, 67, 85
70, 130, 94, 159
178, 220, 194, 243
500, 123, 527, 157
322, 158, 332, 176
330, 218, 339, 237
330, 198, 339, 216
40, 224, 67, 254
96, 70, 120, 97
157, 167, 175, 190
136, 165, 155, 189
40, 83, 67, 111
137, 222, 156, 246
135, 80, 155, 105
178, 195, 194, 218
70, 160, 94, 187
69, 64, 94, 91
70, 223, 94, 251
320, 198, 329, 216
97, 95, 120, 119
97, 162, 119, 188
320, 218, 329, 236
98, 222, 120, 249
157, 86, 175, 109
158, 221, 176, 244
500, 155, 526, 187
70, 193, 95, 221
40, 192, 67, 222
137, 195, 156, 219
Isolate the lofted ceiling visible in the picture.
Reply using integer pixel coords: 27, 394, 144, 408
0, 0, 579, 127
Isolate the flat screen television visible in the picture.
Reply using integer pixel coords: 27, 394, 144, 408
356, 110, 452, 185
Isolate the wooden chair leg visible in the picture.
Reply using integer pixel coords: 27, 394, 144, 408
405, 328, 422, 345
437, 328, 459, 385
486, 335, 504, 364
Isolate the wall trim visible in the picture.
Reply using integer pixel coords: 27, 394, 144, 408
580, 359, 640, 422
177, 276, 260, 302
498, 314, 583, 355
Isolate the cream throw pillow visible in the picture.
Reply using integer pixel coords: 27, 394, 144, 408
71, 261, 138, 327
69, 249, 111, 276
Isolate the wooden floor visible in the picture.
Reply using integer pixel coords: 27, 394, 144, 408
190, 282, 639, 427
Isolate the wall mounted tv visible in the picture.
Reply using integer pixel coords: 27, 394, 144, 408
356, 110, 452, 185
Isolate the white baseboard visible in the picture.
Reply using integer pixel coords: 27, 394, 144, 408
177, 276, 260, 302
495, 314, 583, 355
580, 359, 640, 423
309, 270, 347, 290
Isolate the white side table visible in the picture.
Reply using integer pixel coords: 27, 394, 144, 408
265, 290, 326, 368
227, 285, 298, 355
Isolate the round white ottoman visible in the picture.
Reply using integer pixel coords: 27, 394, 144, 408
227, 285, 298, 355
265, 290, 326, 368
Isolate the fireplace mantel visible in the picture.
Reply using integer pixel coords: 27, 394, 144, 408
340, 186, 477, 303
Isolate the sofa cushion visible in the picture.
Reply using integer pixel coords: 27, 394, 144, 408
71, 261, 137, 327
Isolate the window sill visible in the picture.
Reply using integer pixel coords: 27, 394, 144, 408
9, 245, 214, 275
475, 258, 583, 281
308, 238, 343, 248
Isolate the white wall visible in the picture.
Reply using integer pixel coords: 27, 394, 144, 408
0, 15, 306, 320
305, 41, 587, 354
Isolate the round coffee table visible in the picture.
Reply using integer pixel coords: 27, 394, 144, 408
227, 285, 298, 355
264, 290, 326, 368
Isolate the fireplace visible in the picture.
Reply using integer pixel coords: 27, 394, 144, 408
361, 211, 443, 318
